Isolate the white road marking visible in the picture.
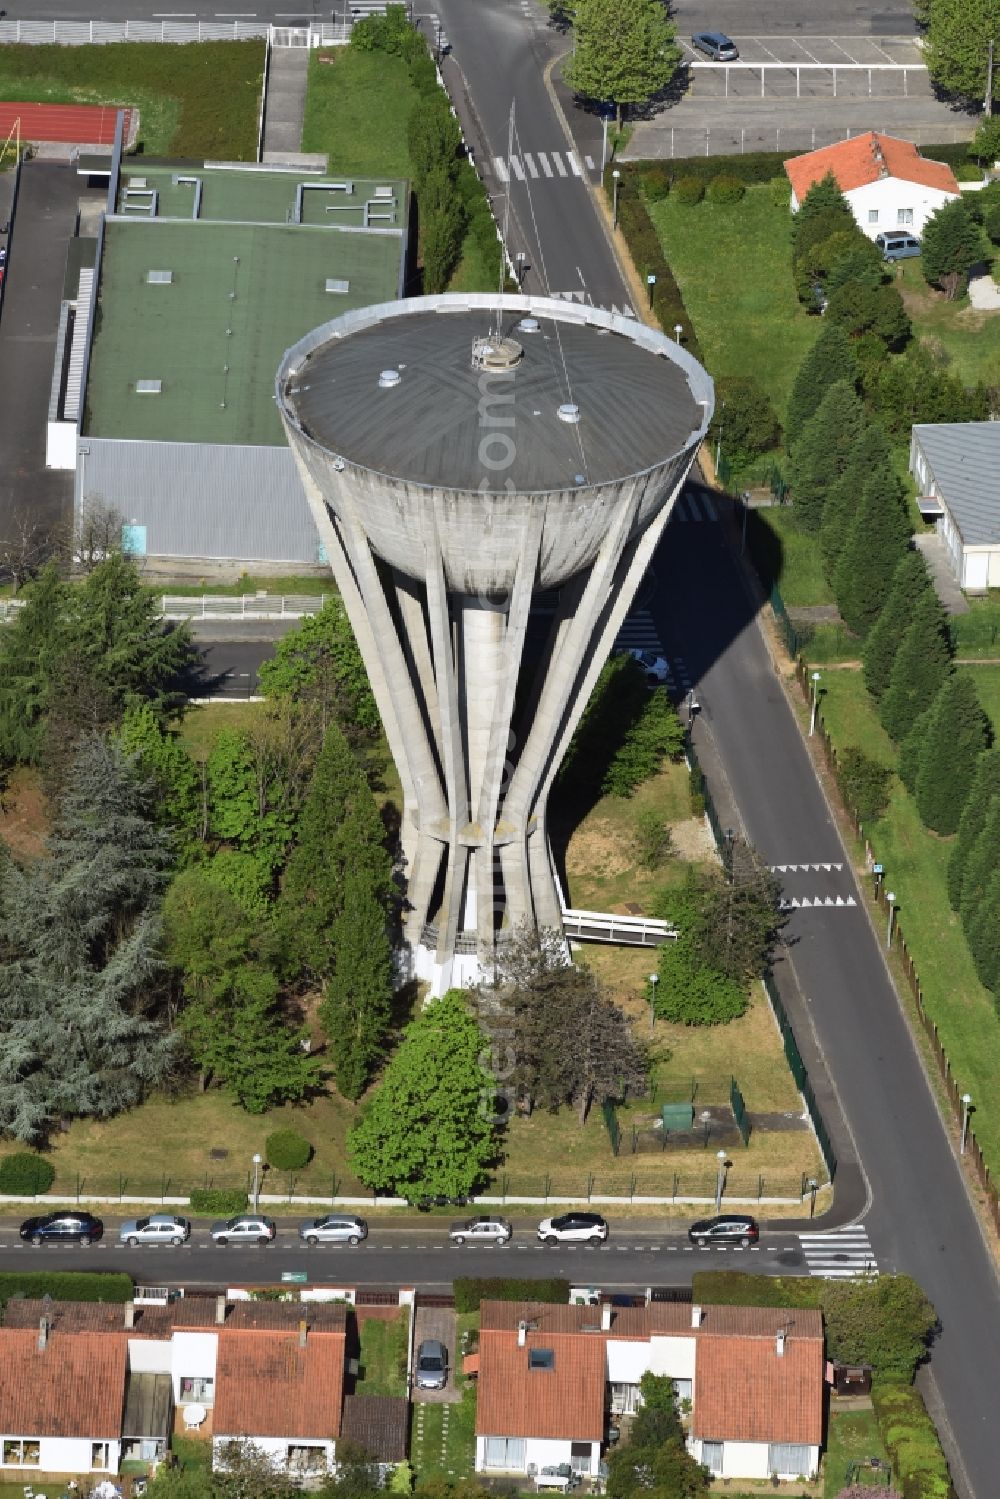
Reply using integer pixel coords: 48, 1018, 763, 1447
567, 151, 583, 176
536, 152, 554, 177
510, 156, 527, 181
492, 157, 510, 182
523, 152, 538, 177
552, 153, 568, 177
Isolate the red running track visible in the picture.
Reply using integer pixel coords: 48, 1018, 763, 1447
0, 102, 132, 146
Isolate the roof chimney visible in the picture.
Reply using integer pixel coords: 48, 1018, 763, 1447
299, 1319, 308, 1348
691, 1305, 703, 1329
776, 1329, 787, 1357
37, 1316, 49, 1352
125, 1302, 136, 1330
517, 1320, 527, 1348
601, 1302, 613, 1332
215, 1295, 227, 1326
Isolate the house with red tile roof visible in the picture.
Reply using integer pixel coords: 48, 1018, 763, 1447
474, 1300, 824, 1485
0, 1297, 404, 1482
784, 132, 959, 241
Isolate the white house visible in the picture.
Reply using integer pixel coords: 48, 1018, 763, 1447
784, 132, 959, 240
911, 423, 1000, 592
474, 1300, 824, 1484
0, 1319, 125, 1480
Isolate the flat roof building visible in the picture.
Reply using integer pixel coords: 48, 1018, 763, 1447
50, 144, 408, 571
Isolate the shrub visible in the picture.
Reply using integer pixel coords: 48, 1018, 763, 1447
838, 747, 893, 825
871, 1377, 953, 1499
673, 176, 704, 206
454, 1277, 569, 1313
0, 1153, 56, 1196
189, 1188, 248, 1216
265, 1130, 312, 1171
709, 375, 782, 467
771, 174, 792, 206
635, 809, 675, 870
602, 688, 686, 797
0, 1272, 133, 1306
954, 161, 985, 181
642, 165, 671, 201
706, 173, 745, 205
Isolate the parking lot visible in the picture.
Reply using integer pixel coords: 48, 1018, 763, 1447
682, 33, 931, 100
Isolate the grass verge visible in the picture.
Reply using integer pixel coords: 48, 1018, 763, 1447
809, 667, 1000, 1174
0, 42, 263, 157
746, 505, 837, 610
646, 185, 818, 421
301, 48, 416, 178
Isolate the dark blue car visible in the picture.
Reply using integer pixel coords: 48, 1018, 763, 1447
20, 1211, 104, 1245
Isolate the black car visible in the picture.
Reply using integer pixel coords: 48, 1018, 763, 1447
688, 1213, 759, 1246
20, 1211, 104, 1246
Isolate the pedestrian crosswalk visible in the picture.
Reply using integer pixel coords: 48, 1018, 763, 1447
798, 1225, 878, 1279
489, 148, 597, 181
615, 609, 662, 654
671, 492, 717, 524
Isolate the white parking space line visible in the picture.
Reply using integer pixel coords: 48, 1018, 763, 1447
756, 39, 783, 62
827, 36, 858, 60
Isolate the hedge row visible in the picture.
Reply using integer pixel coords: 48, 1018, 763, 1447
0, 1272, 133, 1308
692, 1270, 823, 1308
872, 1377, 955, 1499
632, 141, 970, 188
606, 169, 704, 364
189, 1188, 247, 1216
453, 1277, 569, 1313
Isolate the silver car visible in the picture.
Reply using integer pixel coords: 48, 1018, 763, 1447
299, 1214, 368, 1246
119, 1214, 191, 1247
449, 1215, 512, 1245
210, 1214, 276, 1245
415, 1338, 448, 1390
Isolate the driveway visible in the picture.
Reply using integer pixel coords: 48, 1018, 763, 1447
412, 1305, 461, 1404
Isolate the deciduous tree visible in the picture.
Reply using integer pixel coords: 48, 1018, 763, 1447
925, 0, 1000, 108
565, 0, 681, 126
708, 376, 782, 468
879, 592, 953, 742
914, 673, 992, 833
603, 687, 685, 796
607, 1372, 710, 1499
654, 881, 748, 1026
257, 596, 379, 741
348, 989, 497, 1199
921, 196, 989, 296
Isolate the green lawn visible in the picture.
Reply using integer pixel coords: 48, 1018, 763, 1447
952, 594, 1000, 658
0, 41, 263, 157
356, 1311, 409, 1396
411, 1385, 477, 1484
811, 668, 1000, 1173
746, 505, 836, 609
895, 256, 1000, 387
823, 1408, 890, 1497
301, 48, 417, 177
647, 185, 819, 420
156, 574, 332, 598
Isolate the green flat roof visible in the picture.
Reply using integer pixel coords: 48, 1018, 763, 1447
118, 163, 406, 231
84, 215, 404, 445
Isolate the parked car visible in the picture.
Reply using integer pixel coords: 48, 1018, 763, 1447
449, 1215, 512, 1245
299, 1214, 367, 1246
20, 1212, 104, 1246
621, 647, 671, 685
119, 1214, 191, 1247
537, 1211, 609, 1244
415, 1338, 449, 1390
875, 231, 920, 261
691, 31, 739, 60
209, 1214, 276, 1246
687, 1213, 759, 1246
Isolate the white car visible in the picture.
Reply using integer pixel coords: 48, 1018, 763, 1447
299, 1214, 367, 1246
624, 648, 671, 685
210, 1214, 276, 1245
119, 1214, 191, 1247
449, 1215, 512, 1245
537, 1212, 609, 1244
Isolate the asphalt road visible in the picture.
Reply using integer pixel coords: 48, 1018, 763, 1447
0, 1217, 823, 1289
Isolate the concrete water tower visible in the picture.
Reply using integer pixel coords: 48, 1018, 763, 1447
277, 294, 712, 993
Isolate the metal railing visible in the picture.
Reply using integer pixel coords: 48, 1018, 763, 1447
625, 121, 975, 160
160, 592, 328, 620
561, 908, 676, 947
0, 18, 270, 42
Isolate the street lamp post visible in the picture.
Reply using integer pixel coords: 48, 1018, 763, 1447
601, 112, 609, 171
611, 168, 621, 231
251, 1152, 263, 1215
885, 891, 896, 949
809, 671, 821, 737
673, 323, 683, 343
648, 972, 659, 1033
961, 1093, 973, 1154
715, 1150, 728, 1212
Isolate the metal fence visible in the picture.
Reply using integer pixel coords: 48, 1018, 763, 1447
160, 593, 328, 620
0, 18, 270, 43
628, 121, 975, 161
769, 582, 800, 658
762, 973, 837, 1183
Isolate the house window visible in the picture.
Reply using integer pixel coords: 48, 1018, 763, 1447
768, 1442, 813, 1476
868, 209, 879, 223
528, 1348, 554, 1370
92, 1442, 111, 1470
701, 1440, 724, 1475
570, 1442, 592, 1476
287, 1444, 327, 1473
483, 1436, 527, 1470
610, 1382, 640, 1415
897, 208, 914, 225
673, 1378, 693, 1406
180, 1376, 215, 1404
2, 1439, 40, 1467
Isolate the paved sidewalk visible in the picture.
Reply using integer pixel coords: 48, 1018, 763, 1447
914, 531, 969, 615
263, 44, 309, 157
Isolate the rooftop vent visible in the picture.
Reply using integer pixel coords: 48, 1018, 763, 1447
378, 368, 402, 389
557, 403, 581, 424
136, 379, 162, 395
146, 270, 173, 285
325, 278, 350, 294
518, 317, 541, 334
471, 335, 523, 370
130, 176, 148, 189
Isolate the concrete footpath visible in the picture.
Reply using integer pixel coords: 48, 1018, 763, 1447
262, 42, 309, 158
